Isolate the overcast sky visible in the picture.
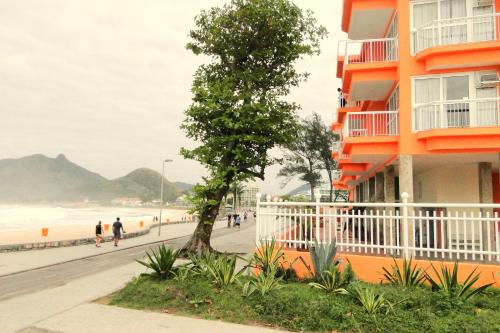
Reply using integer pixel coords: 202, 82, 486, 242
0, 0, 344, 195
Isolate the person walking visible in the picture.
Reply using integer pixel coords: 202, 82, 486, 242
227, 213, 232, 228
95, 221, 103, 247
235, 214, 241, 229
112, 217, 126, 247
243, 211, 248, 223
232, 213, 238, 227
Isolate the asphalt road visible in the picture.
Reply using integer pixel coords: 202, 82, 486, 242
0, 221, 254, 302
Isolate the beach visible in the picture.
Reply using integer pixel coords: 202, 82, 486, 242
0, 205, 188, 246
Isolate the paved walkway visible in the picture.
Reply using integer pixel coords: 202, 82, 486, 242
0, 220, 227, 276
0, 220, 272, 333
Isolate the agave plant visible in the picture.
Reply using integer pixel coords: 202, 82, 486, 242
309, 264, 352, 294
350, 284, 403, 316
206, 255, 244, 288
251, 238, 284, 277
136, 244, 179, 280
172, 265, 195, 282
242, 270, 284, 297
188, 251, 220, 277
309, 239, 339, 280
382, 257, 426, 289
425, 261, 493, 300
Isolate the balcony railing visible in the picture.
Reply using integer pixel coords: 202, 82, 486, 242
332, 142, 348, 160
413, 98, 500, 132
344, 111, 399, 138
338, 38, 399, 68
338, 93, 361, 108
333, 170, 342, 181
413, 13, 500, 54
256, 194, 500, 263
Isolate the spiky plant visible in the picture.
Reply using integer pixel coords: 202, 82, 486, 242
251, 238, 285, 277
382, 257, 426, 288
241, 269, 284, 297
206, 255, 244, 288
425, 261, 493, 300
188, 250, 220, 277
309, 264, 353, 294
309, 239, 339, 280
136, 244, 179, 280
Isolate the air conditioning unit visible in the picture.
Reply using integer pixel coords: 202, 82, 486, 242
475, 72, 499, 88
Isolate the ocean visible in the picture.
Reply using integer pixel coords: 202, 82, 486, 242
0, 205, 181, 231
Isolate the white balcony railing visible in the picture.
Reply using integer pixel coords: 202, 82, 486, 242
338, 38, 399, 68
413, 13, 500, 54
413, 98, 500, 132
344, 111, 399, 138
256, 194, 500, 263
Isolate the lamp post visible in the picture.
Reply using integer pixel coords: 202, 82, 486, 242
158, 159, 173, 236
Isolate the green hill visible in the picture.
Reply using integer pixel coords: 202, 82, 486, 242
0, 154, 183, 204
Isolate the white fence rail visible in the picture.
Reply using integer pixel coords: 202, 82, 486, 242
344, 111, 399, 138
413, 98, 500, 131
413, 13, 500, 54
338, 38, 399, 66
256, 193, 500, 263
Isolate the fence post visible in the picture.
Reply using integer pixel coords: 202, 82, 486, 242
255, 193, 261, 246
401, 192, 409, 258
315, 192, 321, 243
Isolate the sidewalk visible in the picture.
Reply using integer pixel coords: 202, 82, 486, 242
0, 221, 271, 333
0, 220, 227, 276
21, 303, 287, 333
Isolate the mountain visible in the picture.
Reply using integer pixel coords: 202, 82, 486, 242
173, 181, 194, 191
0, 154, 181, 204
287, 183, 310, 196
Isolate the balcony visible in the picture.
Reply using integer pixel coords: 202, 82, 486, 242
342, 0, 396, 39
337, 38, 398, 101
413, 98, 500, 151
414, 13, 500, 70
342, 111, 399, 159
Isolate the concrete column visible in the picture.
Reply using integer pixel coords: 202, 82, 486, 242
399, 155, 415, 251
479, 162, 494, 252
383, 165, 396, 252
375, 172, 385, 202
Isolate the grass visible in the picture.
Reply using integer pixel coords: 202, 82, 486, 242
109, 274, 500, 333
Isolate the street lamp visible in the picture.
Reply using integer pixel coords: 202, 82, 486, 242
158, 159, 173, 236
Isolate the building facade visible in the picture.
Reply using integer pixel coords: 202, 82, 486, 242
333, 0, 500, 207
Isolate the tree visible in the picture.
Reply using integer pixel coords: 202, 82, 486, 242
278, 119, 323, 201
229, 181, 244, 210
180, 0, 327, 252
307, 112, 339, 202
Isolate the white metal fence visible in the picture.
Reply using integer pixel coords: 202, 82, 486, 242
338, 38, 399, 66
413, 13, 500, 54
413, 98, 500, 131
344, 111, 399, 138
256, 193, 500, 263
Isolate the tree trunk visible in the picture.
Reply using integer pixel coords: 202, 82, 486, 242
310, 183, 315, 201
182, 185, 228, 253
327, 170, 333, 202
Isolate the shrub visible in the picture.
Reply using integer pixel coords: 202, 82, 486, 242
424, 261, 493, 300
242, 270, 284, 297
173, 265, 195, 282
350, 284, 401, 316
136, 244, 179, 280
382, 257, 426, 289
308, 239, 339, 280
206, 255, 244, 288
188, 251, 219, 278
309, 262, 354, 294
250, 238, 284, 277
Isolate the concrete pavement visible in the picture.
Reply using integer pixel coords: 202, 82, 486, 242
0, 219, 268, 333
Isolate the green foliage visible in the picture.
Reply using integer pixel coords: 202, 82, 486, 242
242, 271, 284, 297
206, 255, 244, 288
180, 0, 327, 248
350, 284, 401, 316
308, 263, 353, 294
173, 265, 195, 282
189, 251, 220, 278
308, 239, 339, 280
112, 275, 500, 333
250, 238, 284, 276
425, 261, 493, 300
136, 245, 179, 280
382, 257, 426, 289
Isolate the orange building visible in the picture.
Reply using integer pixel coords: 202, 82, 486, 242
333, 0, 500, 207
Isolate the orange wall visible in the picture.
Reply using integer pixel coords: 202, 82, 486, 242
283, 249, 500, 288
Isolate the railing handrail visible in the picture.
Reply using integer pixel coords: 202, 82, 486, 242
346, 110, 398, 116
414, 97, 500, 109
339, 36, 398, 44
415, 12, 500, 31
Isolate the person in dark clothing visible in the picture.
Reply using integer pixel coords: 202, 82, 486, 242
95, 221, 103, 247
227, 213, 232, 228
232, 213, 238, 227
338, 88, 346, 107
112, 217, 126, 247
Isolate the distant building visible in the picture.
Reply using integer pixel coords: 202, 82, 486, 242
111, 197, 142, 207
227, 181, 260, 210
